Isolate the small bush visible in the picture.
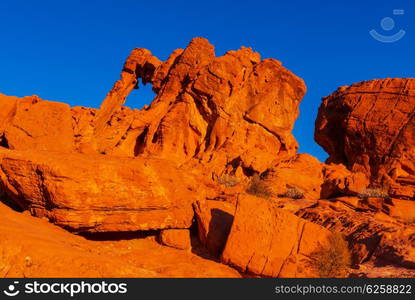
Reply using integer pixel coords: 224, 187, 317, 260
309, 233, 351, 278
358, 187, 389, 199
246, 174, 273, 199
217, 174, 240, 188
278, 187, 304, 199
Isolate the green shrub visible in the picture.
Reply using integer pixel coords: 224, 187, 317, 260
246, 174, 273, 199
309, 233, 351, 278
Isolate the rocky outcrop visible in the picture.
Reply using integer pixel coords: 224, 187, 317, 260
294, 197, 415, 269
0, 38, 307, 235
320, 163, 369, 199
2, 37, 306, 180
262, 154, 323, 199
87, 37, 306, 176
315, 78, 415, 199
93, 49, 161, 151
0, 202, 239, 277
2, 37, 415, 278
0, 149, 199, 232
0, 94, 74, 152
261, 154, 369, 200
221, 194, 333, 277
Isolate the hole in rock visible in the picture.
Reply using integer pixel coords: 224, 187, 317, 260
0, 135, 10, 149
78, 230, 159, 241
242, 166, 256, 177
134, 126, 149, 156
124, 80, 156, 110
0, 186, 24, 212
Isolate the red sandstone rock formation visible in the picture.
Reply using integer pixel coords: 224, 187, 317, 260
0, 94, 74, 152
87, 37, 306, 176
0, 202, 239, 277
261, 154, 369, 200
315, 78, 415, 200
1, 38, 415, 278
0, 38, 308, 236
93, 49, 161, 148
0, 149, 200, 232
193, 200, 236, 256
221, 194, 333, 277
158, 229, 192, 250
295, 197, 415, 270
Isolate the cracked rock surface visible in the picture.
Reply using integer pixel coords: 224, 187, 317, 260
315, 78, 415, 199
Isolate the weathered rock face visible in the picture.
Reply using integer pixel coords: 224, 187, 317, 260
158, 229, 192, 250
262, 154, 323, 199
320, 163, 369, 199
94, 48, 161, 140
315, 78, 415, 199
294, 197, 415, 269
193, 200, 235, 256
0, 37, 307, 236
0, 149, 199, 232
0, 94, 74, 152
221, 194, 333, 277
3, 37, 307, 180
0, 202, 239, 278
88, 37, 306, 175
261, 154, 369, 200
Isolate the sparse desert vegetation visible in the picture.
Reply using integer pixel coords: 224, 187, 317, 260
246, 174, 273, 199
217, 174, 240, 188
358, 187, 390, 199
309, 233, 351, 278
278, 187, 305, 199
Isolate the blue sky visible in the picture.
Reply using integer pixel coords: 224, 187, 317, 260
0, 0, 414, 161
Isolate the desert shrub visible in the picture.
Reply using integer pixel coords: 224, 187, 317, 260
246, 174, 273, 199
217, 174, 240, 188
309, 233, 351, 278
358, 187, 390, 199
278, 187, 304, 199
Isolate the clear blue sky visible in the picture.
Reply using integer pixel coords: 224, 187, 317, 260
0, 0, 414, 161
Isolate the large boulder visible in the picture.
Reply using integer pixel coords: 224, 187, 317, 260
0, 149, 199, 232
262, 154, 323, 199
320, 163, 369, 199
261, 154, 369, 200
221, 194, 333, 277
315, 78, 415, 199
0, 94, 74, 152
158, 229, 192, 250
